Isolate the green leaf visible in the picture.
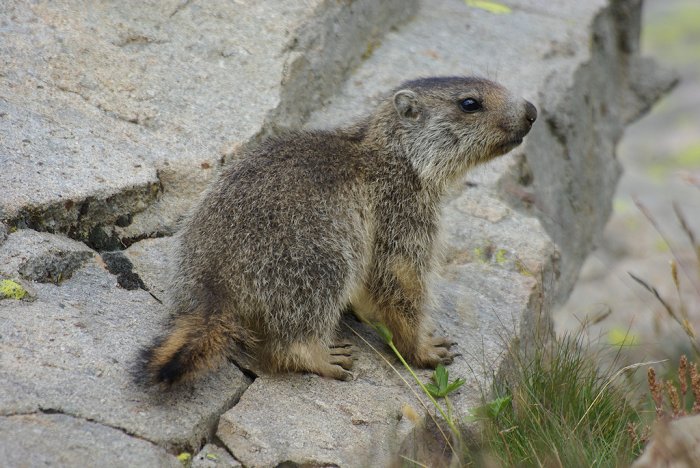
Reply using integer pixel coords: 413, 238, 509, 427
424, 382, 441, 397
445, 378, 466, 394
488, 395, 512, 418
425, 365, 465, 398
176, 452, 192, 465
468, 395, 512, 421
433, 364, 449, 391
373, 322, 394, 344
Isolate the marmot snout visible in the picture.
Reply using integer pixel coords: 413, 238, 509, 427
135, 76, 536, 386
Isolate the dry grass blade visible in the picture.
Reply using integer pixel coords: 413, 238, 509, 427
628, 272, 676, 319
673, 202, 697, 248
635, 198, 700, 298
675, 202, 700, 286
574, 306, 612, 334
628, 272, 700, 355
680, 355, 689, 397
574, 360, 666, 431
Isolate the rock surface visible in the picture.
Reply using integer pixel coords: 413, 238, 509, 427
0, 256, 251, 451
632, 414, 700, 468
192, 444, 242, 468
0, 229, 94, 283
0, 0, 673, 465
0, 413, 179, 468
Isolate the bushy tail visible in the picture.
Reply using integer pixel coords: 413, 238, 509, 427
135, 305, 242, 386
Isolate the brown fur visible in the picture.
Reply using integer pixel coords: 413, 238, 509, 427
135, 76, 537, 385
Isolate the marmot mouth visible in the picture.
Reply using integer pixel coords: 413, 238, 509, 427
497, 137, 524, 154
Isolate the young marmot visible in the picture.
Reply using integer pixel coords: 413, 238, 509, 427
136, 76, 537, 385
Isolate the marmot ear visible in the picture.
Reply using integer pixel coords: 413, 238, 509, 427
393, 89, 421, 121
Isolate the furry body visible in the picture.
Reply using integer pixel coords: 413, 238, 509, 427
137, 76, 537, 384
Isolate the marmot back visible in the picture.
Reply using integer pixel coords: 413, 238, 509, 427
135, 76, 537, 386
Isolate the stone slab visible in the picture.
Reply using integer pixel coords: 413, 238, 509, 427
0, 258, 251, 451
0, 229, 94, 283
0, 413, 179, 468
192, 443, 242, 468
0, 0, 417, 246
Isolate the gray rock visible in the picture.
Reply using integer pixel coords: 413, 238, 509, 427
0, 413, 179, 468
0, 259, 251, 451
0, 229, 94, 283
632, 414, 700, 467
0, 0, 416, 246
123, 237, 176, 299
192, 444, 241, 468
0, 96, 161, 248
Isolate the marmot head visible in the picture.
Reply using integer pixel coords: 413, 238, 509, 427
388, 76, 537, 185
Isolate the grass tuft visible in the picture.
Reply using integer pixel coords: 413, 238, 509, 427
471, 334, 644, 467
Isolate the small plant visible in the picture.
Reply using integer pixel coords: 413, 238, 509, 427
424, 364, 465, 399
371, 322, 464, 452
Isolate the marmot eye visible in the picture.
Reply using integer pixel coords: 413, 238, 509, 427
459, 98, 482, 113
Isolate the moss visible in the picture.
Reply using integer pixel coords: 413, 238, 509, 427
515, 259, 533, 277
464, 0, 512, 15
494, 248, 508, 265
0, 279, 27, 300
654, 237, 670, 253
675, 143, 700, 166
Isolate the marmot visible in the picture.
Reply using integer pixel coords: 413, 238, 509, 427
136, 76, 537, 385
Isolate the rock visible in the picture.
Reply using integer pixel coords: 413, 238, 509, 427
0, 95, 162, 248
0, 229, 94, 283
0, 223, 8, 245
123, 237, 176, 299
192, 444, 241, 468
0, 259, 251, 451
632, 415, 700, 467
0, 0, 417, 246
218, 372, 414, 467
0, 413, 179, 467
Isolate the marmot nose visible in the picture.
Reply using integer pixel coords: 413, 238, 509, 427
524, 100, 537, 124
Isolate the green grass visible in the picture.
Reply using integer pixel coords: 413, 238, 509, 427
470, 335, 644, 467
